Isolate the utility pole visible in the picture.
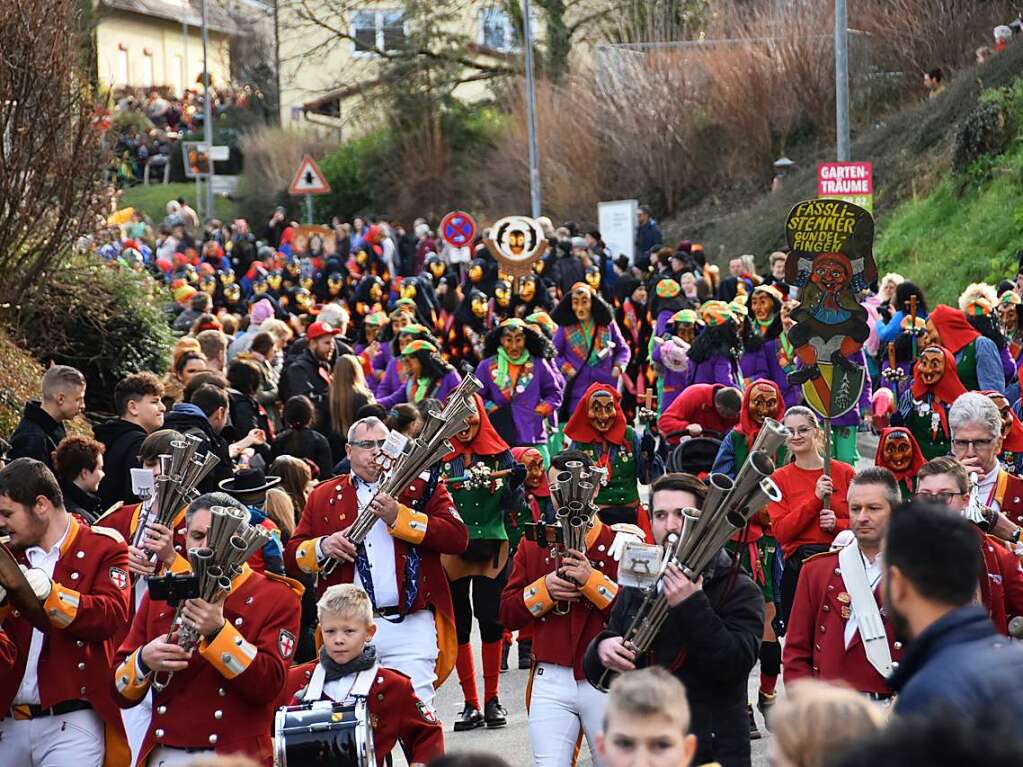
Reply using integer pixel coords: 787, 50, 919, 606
201, 0, 215, 220
522, 0, 541, 219
835, 0, 850, 161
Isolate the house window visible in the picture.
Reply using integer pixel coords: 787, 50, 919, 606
117, 48, 130, 85
351, 9, 405, 55
142, 53, 154, 88
480, 6, 514, 52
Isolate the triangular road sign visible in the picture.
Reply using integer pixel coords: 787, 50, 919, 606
288, 154, 331, 195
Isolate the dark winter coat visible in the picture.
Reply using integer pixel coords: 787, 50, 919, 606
162, 404, 233, 492
94, 418, 148, 507
8, 401, 66, 469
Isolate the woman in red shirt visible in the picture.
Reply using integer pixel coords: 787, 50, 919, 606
767, 405, 853, 632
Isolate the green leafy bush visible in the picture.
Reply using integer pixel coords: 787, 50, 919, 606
2, 261, 174, 415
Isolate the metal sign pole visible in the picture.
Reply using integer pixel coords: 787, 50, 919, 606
835, 0, 850, 161
201, 0, 215, 219
305, 195, 313, 225
522, 0, 541, 219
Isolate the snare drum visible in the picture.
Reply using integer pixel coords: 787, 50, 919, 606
274, 699, 376, 767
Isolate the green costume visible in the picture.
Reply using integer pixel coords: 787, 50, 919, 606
572, 426, 642, 507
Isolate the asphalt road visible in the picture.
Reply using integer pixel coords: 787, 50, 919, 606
393, 430, 879, 766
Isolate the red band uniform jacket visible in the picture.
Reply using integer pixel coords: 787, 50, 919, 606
113, 565, 302, 766
278, 660, 445, 765
499, 518, 620, 679
783, 549, 902, 695
284, 474, 468, 686
0, 517, 131, 729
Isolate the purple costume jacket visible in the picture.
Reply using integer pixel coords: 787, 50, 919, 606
553, 321, 631, 413
370, 343, 394, 394
375, 356, 402, 401
651, 341, 688, 413
686, 354, 740, 389
475, 356, 563, 444
377, 369, 461, 409
742, 341, 796, 407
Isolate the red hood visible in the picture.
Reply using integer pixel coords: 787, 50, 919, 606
512, 446, 550, 497
874, 427, 926, 482
929, 304, 980, 354
564, 383, 628, 445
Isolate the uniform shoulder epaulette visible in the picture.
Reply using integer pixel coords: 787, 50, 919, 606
264, 570, 306, 599
378, 665, 412, 683
93, 501, 125, 524
90, 525, 126, 544
802, 548, 839, 566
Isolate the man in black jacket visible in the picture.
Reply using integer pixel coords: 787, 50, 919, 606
279, 320, 340, 442
95, 372, 166, 507
8, 365, 86, 469
162, 383, 233, 492
584, 473, 764, 767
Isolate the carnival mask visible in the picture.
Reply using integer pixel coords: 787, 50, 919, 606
286, 260, 301, 278
220, 270, 236, 287
393, 313, 414, 333
882, 432, 914, 472
571, 289, 592, 322
428, 258, 446, 279
252, 279, 268, 296
810, 255, 850, 293
356, 250, 369, 266
750, 292, 775, 322
748, 383, 779, 424
400, 354, 422, 379
507, 229, 526, 256
519, 278, 536, 303
522, 453, 544, 489
585, 265, 601, 290
401, 281, 418, 300
675, 323, 696, 345
327, 273, 344, 296
918, 347, 945, 386
200, 275, 217, 295
998, 303, 1018, 332
294, 288, 313, 313
533, 259, 545, 275
469, 263, 484, 283
223, 283, 241, 304
300, 275, 314, 291
183, 265, 199, 285
268, 271, 283, 290
500, 327, 525, 358
588, 392, 617, 433
457, 401, 481, 443
495, 281, 512, 309
471, 295, 488, 319
369, 282, 383, 302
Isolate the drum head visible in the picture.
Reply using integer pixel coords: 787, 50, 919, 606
275, 701, 376, 767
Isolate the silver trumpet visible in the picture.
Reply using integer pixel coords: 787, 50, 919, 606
321, 372, 483, 575
548, 461, 606, 615
132, 435, 221, 552
964, 472, 1022, 544
151, 505, 271, 692
595, 418, 788, 691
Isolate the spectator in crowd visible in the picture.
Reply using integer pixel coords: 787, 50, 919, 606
8, 365, 87, 469
162, 382, 234, 492
95, 372, 166, 507
270, 395, 333, 479
279, 321, 340, 446
884, 502, 1023, 718
196, 329, 229, 374
635, 205, 663, 269
52, 435, 106, 523
328, 353, 375, 459
224, 358, 273, 466
767, 680, 885, 767
173, 292, 213, 332
923, 68, 945, 99
268, 455, 314, 520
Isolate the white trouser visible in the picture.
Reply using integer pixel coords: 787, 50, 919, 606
528, 662, 608, 767
373, 609, 438, 709
148, 746, 215, 766
121, 691, 153, 767
0, 708, 105, 767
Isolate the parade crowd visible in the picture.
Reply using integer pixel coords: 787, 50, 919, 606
3, 201, 1023, 767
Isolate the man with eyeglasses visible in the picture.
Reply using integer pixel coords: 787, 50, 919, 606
948, 392, 1023, 537
915, 456, 1023, 636
783, 467, 902, 700
284, 416, 469, 708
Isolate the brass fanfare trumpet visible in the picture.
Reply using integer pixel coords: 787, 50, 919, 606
546, 461, 607, 615
151, 505, 271, 692
595, 417, 789, 691
964, 471, 1022, 544
321, 372, 484, 575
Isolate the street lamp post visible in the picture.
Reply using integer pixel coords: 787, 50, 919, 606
835, 0, 850, 161
201, 0, 215, 219
522, 0, 541, 219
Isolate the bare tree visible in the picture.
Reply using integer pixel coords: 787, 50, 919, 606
0, 0, 109, 304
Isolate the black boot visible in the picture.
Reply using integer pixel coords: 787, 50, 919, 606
517, 639, 532, 670
484, 697, 508, 728
747, 703, 762, 741
453, 702, 484, 732
501, 641, 510, 672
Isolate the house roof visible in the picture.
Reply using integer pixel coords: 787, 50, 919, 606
97, 0, 240, 36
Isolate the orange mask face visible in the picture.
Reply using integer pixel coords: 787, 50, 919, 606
918, 347, 945, 386
882, 432, 914, 472
750, 293, 775, 322
748, 383, 779, 424
588, 392, 617, 433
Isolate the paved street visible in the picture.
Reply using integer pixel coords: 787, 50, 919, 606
394, 430, 878, 766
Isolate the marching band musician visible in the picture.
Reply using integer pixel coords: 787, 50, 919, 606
914, 457, 1023, 635
113, 493, 302, 766
499, 453, 621, 766
782, 468, 902, 700
284, 416, 468, 709
0, 458, 132, 767
279, 584, 445, 766
583, 473, 764, 767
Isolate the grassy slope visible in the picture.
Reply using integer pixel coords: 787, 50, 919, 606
874, 142, 1023, 305
121, 182, 240, 225
677, 42, 1023, 283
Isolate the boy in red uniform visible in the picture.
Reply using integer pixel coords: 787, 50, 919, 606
500, 457, 620, 767
280, 584, 444, 766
